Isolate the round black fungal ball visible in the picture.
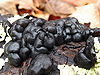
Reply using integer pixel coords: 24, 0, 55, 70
39, 31, 45, 40
57, 20, 64, 28
8, 53, 22, 67
63, 31, 66, 38
65, 28, 71, 34
71, 29, 81, 34
34, 35, 49, 52
36, 47, 48, 54
54, 34, 64, 46
4, 41, 20, 54
78, 24, 86, 29
10, 30, 22, 40
23, 23, 34, 33
33, 18, 46, 27
65, 23, 72, 27
27, 44, 39, 58
31, 31, 39, 40
82, 30, 90, 40
70, 17, 79, 23
34, 37, 43, 48
89, 29, 94, 35
72, 33, 82, 42
56, 25, 63, 36
31, 18, 37, 22
83, 30, 90, 36
26, 54, 52, 75
46, 26, 57, 34
71, 24, 76, 29
65, 35, 72, 43
76, 29, 81, 33
71, 29, 78, 34
8, 25, 15, 34
19, 47, 30, 60
74, 52, 92, 69
15, 25, 24, 32
15, 18, 31, 28
23, 33, 34, 44
44, 33, 55, 49
64, 20, 72, 27
23, 22, 41, 34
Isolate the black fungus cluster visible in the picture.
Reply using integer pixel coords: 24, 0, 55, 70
4, 17, 99, 75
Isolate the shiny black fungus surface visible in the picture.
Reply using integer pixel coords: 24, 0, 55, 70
4, 17, 100, 75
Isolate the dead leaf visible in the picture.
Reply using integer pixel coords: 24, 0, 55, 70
48, 15, 61, 20
0, 0, 17, 15
45, 0, 76, 16
32, 12, 50, 20
70, 4, 100, 28
63, 0, 98, 6
17, 0, 43, 13
32, 0, 76, 17
97, 0, 100, 11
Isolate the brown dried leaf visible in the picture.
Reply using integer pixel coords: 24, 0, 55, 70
45, 0, 76, 16
32, 0, 76, 17
17, 0, 43, 13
